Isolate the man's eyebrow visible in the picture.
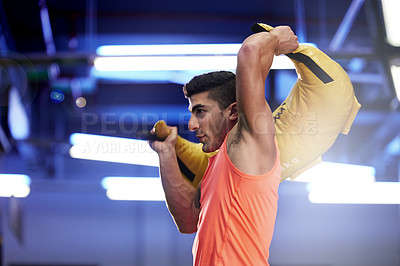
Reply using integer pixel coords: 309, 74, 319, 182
190, 104, 206, 113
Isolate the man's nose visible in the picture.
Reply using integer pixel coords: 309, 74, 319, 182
188, 114, 199, 132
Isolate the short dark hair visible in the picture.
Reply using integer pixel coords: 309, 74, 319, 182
183, 71, 236, 109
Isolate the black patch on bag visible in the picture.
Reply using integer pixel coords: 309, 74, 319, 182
177, 157, 196, 182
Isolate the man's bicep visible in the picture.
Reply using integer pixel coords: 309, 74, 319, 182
237, 81, 274, 135
236, 42, 274, 133
236, 47, 267, 109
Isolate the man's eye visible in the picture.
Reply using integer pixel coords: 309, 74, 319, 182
195, 109, 205, 116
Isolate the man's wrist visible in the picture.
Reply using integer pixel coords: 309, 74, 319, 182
269, 29, 280, 55
157, 145, 177, 160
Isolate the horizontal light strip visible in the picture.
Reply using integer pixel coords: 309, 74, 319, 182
94, 43, 321, 73
94, 55, 294, 72
96, 43, 317, 56
293, 162, 376, 183
94, 55, 238, 71
90, 68, 203, 84
97, 44, 242, 56
308, 182, 400, 204
69, 133, 159, 167
102, 177, 165, 201
0, 174, 31, 198
289, 162, 400, 205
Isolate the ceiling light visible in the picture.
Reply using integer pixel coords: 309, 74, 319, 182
96, 44, 242, 56
94, 43, 296, 73
93, 55, 294, 72
8, 86, 30, 140
0, 174, 31, 198
390, 64, 400, 101
69, 133, 159, 167
94, 55, 239, 71
381, 0, 400, 47
308, 182, 400, 204
291, 162, 376, 183
102, 177, 165, 201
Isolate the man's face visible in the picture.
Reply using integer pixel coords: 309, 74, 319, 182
188, 91, 231, 153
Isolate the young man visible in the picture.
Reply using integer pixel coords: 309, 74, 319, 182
150, 26, 299, 265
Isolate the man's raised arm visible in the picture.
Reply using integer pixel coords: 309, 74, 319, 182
229, 27, 299, 174
236, 26, 299, 136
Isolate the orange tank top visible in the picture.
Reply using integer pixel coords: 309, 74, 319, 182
192, 135, 280, 266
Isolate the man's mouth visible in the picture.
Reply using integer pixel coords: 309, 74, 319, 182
196, 135, 205, 142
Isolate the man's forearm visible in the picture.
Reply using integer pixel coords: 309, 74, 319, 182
158, 150, 199, 233
238, 32, 276, 81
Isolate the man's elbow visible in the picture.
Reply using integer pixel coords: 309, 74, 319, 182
173, 213, 198, 233
237, 41, 266, 68
238, 41, 259, 58
239, 34, 275, 60
176, 222, 197, 234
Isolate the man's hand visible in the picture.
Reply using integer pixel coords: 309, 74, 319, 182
270, 26, 299, 56
149, 125, 178, 156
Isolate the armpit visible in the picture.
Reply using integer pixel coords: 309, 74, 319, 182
193, 185, 201, 209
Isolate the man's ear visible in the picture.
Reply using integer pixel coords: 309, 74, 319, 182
228, 102, 238, 121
